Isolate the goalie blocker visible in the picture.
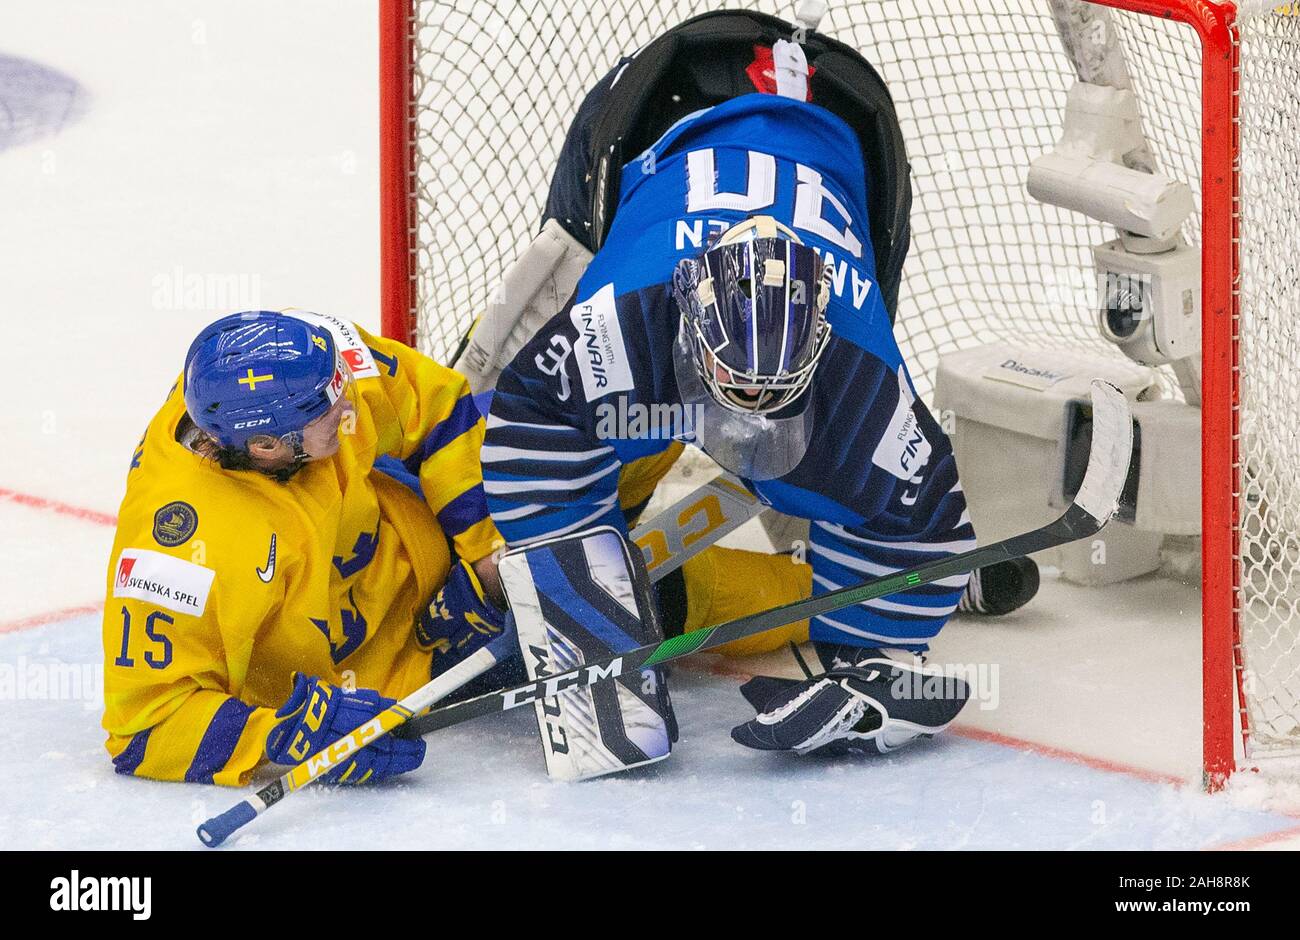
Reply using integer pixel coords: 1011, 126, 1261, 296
499, 527, 677, 781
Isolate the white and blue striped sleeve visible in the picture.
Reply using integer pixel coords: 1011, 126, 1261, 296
482, 334, 627, 546
808, 472, 975, 652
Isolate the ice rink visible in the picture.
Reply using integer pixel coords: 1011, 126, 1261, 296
2, 0, 1299, 851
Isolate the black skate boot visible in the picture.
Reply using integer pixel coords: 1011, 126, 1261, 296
957, 557, 1040, 616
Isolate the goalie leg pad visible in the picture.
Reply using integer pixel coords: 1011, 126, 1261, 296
499, 526, 677, 781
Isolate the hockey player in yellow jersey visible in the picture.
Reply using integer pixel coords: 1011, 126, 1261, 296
103, 310, 508, 786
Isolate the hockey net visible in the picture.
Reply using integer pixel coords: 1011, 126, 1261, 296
379, 0, 1300, 780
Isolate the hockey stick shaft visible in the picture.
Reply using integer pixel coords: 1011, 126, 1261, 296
194, 641, 505, 848
202, 504, 1082, 847
400, 503, 1102, 738
201, 382, 1127, 846
196, 472, 763, 847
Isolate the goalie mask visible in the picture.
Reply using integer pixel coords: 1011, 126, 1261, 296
671, 216, 831, 480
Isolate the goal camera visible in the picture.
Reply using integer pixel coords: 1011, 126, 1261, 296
1093, 237, 1200, 369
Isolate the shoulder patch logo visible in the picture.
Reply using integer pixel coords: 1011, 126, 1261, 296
871, 367, 932, 483
568, 283, 634, 401
152, 501, 198, 547
113, 548, 215, 617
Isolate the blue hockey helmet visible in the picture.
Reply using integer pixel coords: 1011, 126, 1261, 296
672, 216, 831, 416
183, 311, 352, 451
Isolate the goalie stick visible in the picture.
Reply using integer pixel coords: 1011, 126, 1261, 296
196, 471, 763, 847
395, 381, 1131, 738
198, 381, 1130, 847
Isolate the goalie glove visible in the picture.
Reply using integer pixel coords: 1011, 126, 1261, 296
731, 643, 969, 756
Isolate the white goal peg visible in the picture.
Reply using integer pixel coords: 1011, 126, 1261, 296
793, 0, 828, 41
773, 39, 811, 100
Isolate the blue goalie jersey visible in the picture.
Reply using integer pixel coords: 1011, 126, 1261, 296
485, 93, 974, 650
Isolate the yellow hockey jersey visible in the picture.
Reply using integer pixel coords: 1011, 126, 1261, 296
102, 313, 500, 786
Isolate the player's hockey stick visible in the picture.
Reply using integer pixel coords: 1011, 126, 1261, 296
629, 469, 764, 578
199, 382, 1128, 847
394, 380, 1131, 741
196, 471, 764, 847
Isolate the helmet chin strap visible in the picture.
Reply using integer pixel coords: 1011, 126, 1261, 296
197, 428, 310, 483
261, 430, 312, 482
266, 445, 310, 482
237, 430, 311, 482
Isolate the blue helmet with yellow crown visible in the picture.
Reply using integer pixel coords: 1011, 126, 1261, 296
183, 311, 350, 451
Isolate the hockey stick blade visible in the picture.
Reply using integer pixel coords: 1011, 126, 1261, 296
397, 380, 1133, 741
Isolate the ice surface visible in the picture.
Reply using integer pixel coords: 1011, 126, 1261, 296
3, 613, 1300, 851
1, 1, 1298, 851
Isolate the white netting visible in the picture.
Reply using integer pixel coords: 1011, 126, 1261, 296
1236, 9, 1300, 756
401, 0, 1300, 759
405, 0, 1203, 398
